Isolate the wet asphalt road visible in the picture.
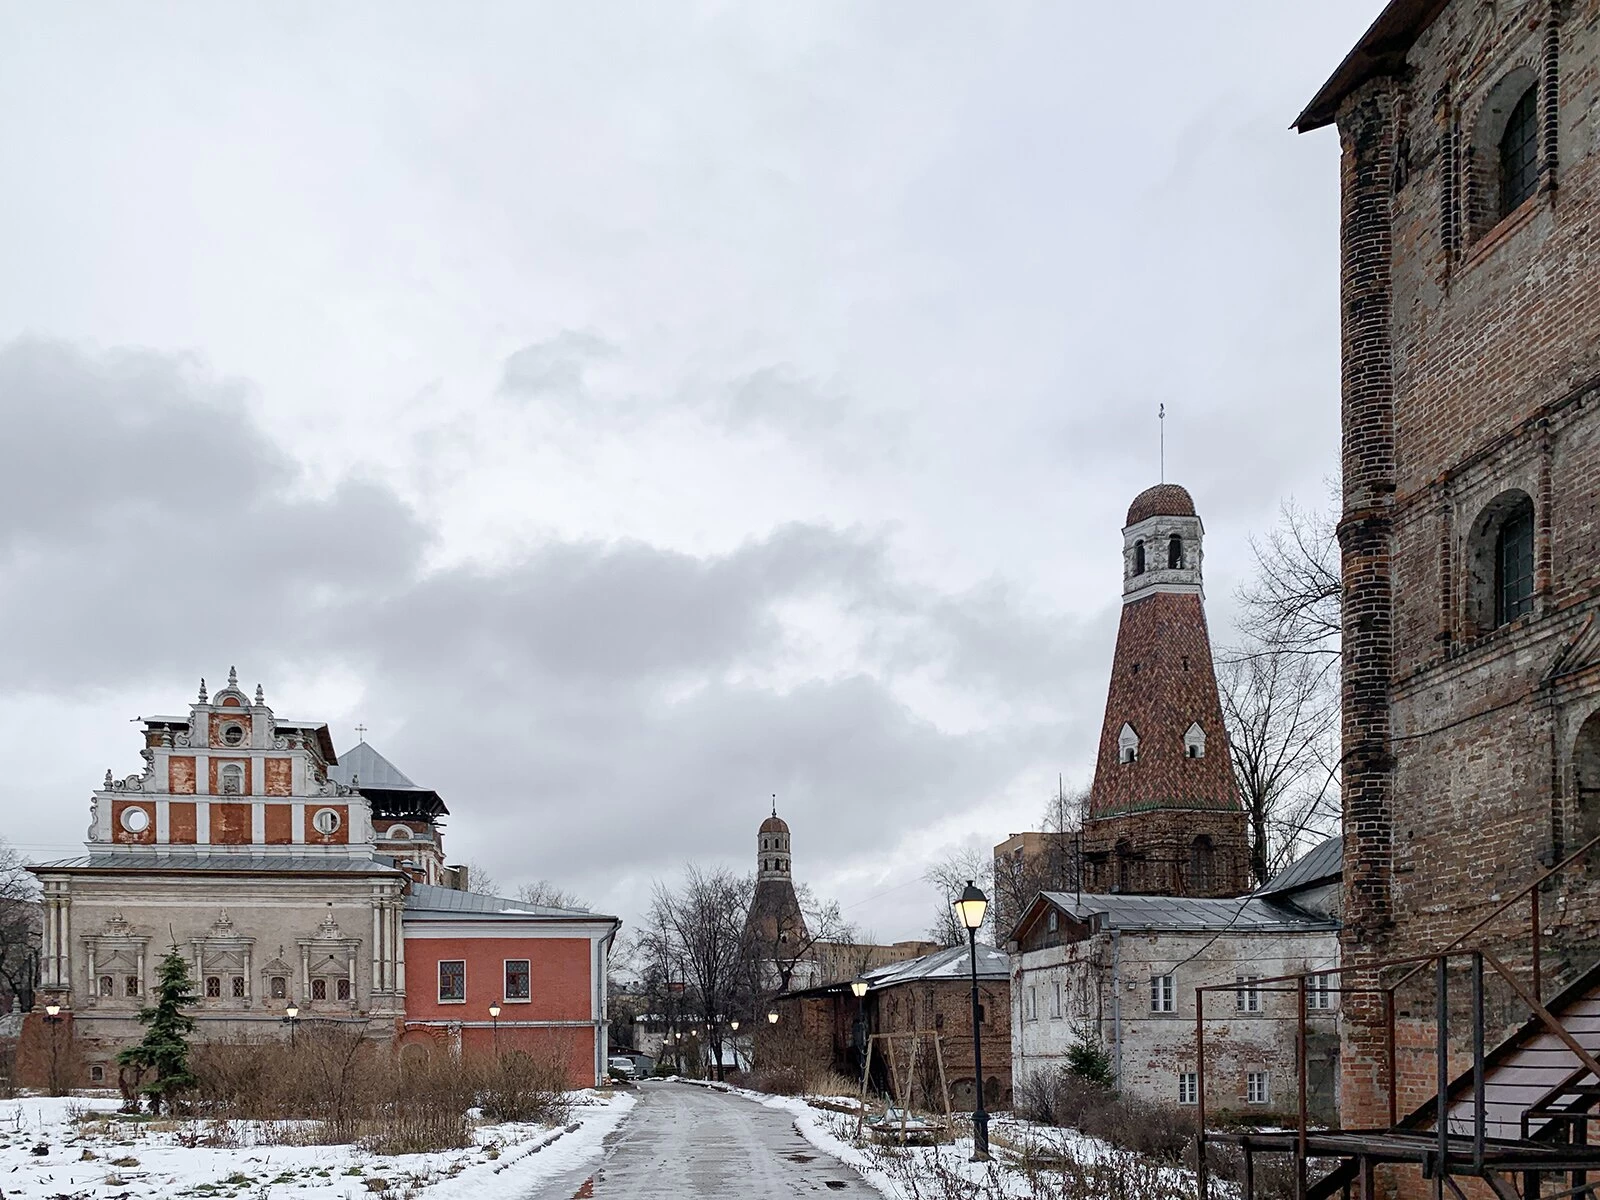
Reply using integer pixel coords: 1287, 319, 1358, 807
526, 1080, 878, 1199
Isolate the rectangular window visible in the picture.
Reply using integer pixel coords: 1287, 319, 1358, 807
1247, 1071, 1270, 1105
1027, 986, 1037, 1021
98, 975, 113, 997
270, 976, 288, 1000
1236, 974, 1261, 1013
89, 1064, 106, 1084
1051, 979, 1063, 1019
1179, 1072, 1198, 1106
505, 959, 531, 1001
337, 978, 351, 1001
124, 976, 139, 997
439, 960, 466, 1003
1308, 973, 1337, 1011
311, 978, 327, 1001
231, 975, 245, 998
205, 975, 221, 999
1150, 974, 1175, 1013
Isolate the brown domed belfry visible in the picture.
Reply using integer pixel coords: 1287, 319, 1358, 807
1078, 484, 1250, 898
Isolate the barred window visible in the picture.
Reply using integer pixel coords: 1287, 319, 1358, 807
505, 959, 531, 1001
231, 975, 245, 998
337, 978, 352, 1002
124, 976, 139, 997
1499, 86, 1539, 216
311, 978, 327, 1001
205, 975, 221, 999
1496, 502, 1535, 625
439, 960, 466, 1003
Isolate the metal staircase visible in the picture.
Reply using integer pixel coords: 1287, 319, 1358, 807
1195, 835, 1600, 1200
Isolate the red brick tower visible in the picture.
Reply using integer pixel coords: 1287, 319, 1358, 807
1079, 484, 1250, 897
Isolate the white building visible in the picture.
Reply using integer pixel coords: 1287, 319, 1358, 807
1009, 836, 1342, 1120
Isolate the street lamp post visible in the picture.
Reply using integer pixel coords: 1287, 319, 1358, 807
489, 1001, 502, 1056
42, 1003, 64, 1096
954, 880, 991, 1161
283, 1002, 300, 1048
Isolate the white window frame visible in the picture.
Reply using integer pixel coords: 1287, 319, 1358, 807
504, 958, 532, 1002
1150, 974, 1175, 1013
312, 807, 342, 835
1236, 974, 1262, 1013
1178, 1072, 1198, 1106
1184, 721, 1206, 759
1027, 986, 1038, 1021
1247, 1071, 1270, 1105
1118, 722, 1140, 764
1308, 972, 1337, 1011
438, 959, 466, 1004
1051, 979, 1063, 1019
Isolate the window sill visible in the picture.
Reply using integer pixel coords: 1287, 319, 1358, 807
1460, 191, 1546, 273
437, 999, 467, 1005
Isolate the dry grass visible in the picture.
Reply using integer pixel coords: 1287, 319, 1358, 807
190, 1028, 572, 1154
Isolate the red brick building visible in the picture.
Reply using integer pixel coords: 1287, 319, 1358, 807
1079, 484, 1250, 898
1296, 0, 1600, 1140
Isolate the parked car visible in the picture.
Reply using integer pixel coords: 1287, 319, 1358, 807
608, 1055, 639, 1079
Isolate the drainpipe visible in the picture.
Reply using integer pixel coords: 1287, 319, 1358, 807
1109, 930, 1123, 1089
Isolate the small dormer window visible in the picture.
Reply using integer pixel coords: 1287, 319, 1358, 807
220, 764, 243, 795
1168, 535, 1183, 570
1133, 540, 1146, 575
1118, 722, 1140, 764
1184, 722, 1206, 759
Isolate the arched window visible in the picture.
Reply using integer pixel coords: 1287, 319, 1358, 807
219, 764, 243, 795
1496, 501, 1535, 625
1133, 541, 1145, 575
1189, 836, 1215, 893
1466, 490, 1536, 631
1184, 722, 1206, 759
1168, 535, 1183, 570
1499, 85, 1539, 217
1118, 722, 1139, 764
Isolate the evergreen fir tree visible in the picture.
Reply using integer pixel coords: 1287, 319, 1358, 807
117, 946, 197, 1114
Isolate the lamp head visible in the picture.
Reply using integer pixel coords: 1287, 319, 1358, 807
849, 979, 869, 999
729, 1019, 740, 1030
44, 1003, 60, 1018
489, 1001, 501, 1019
954, 879, 989, 931
766, 1009, 779, 1025
285, 1004, 299, 1019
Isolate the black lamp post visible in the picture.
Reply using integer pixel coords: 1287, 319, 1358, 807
42, 1003, 64, 1096
489, 1000, 502, 1056
954, 879, 990, 1161
282, 1002, 300, 1048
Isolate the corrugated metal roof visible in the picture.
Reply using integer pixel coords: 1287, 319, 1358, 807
32, 853, 402, 875
404, 882, 608, 920
860, 943, 1009, 989
329, 743, 421, 790
1039, 891, 1336, 933
1255, 835, 1343, 898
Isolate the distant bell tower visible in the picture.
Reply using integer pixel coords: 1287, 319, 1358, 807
1079, 484, 1250, 898
744, 802, 816, 990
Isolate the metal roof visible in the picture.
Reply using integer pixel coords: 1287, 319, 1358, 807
330, 743, 420, 789
1255, 835, 1343, 898
31, 853, 402, 876
1038, 891, 1337, 933
404, 882, 608, 920
861, 943, 1009, 988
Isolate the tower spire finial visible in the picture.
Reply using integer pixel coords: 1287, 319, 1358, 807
771, 793, 777, 819
1159, 403, 1166, 483
198, 677, 208, 703
228, 665, 238, 689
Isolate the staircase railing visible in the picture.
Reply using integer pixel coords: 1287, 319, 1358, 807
1194, 832, 1600, 1200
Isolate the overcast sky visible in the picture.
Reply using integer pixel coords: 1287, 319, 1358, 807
0, 2, 1372, 942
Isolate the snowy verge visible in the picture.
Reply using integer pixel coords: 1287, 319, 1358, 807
0, 1089, 634, 1200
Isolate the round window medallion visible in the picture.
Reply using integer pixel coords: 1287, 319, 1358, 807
120, 807, 151, 834
312, 808, 341, 835
222, 724, 244, 746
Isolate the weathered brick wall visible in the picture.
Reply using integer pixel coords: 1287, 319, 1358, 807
1332, 0, 1600, 1133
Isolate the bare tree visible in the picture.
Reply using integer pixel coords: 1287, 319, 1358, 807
1221, 495, 1344, 886
639, 865, 752, 1081
923, 847, 993, 946
992, 784, 1089, 937
516, 880, 588, 910
0, 840, 39, 1013
745, 880, 853, 996
1220, 651, 1339, 885
1236, 497, 1342, 662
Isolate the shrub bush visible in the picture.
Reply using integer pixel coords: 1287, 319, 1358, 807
1014, 1067, 1192, 1162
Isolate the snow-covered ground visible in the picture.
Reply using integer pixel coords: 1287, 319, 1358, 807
0, 1090, 634, 1200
